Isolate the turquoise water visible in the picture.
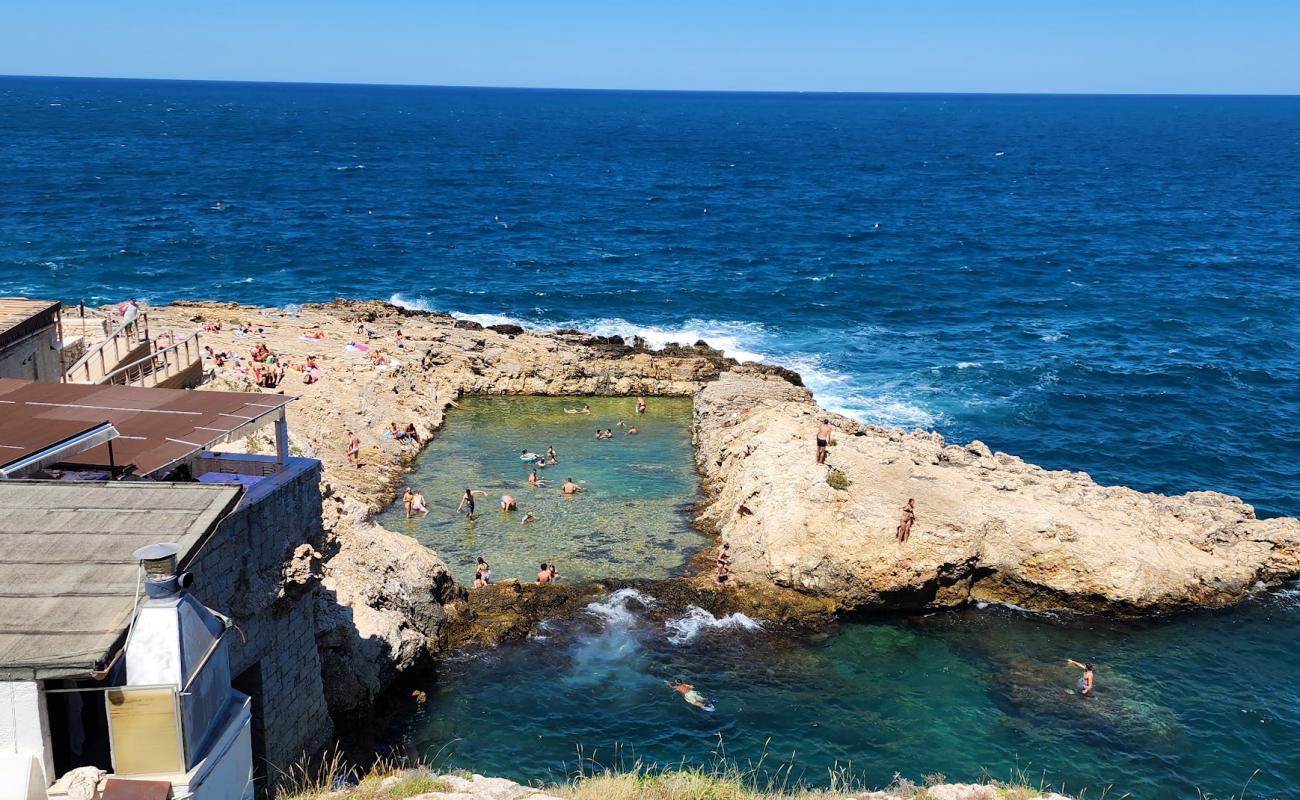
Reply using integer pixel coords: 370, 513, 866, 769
406, 588, 1300, 800
377, 396, 704, 584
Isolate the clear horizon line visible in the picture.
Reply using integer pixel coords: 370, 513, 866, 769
3, 72, 1298, 98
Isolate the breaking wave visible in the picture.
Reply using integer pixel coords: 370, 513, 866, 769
665, 605, 763, 645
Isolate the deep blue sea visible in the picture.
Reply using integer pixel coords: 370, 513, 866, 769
3, 77, 1299, 797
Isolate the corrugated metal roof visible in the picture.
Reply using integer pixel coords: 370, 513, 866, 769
0, 480, 242, 680
0, 378, 295, 478
0, 297, 61, 347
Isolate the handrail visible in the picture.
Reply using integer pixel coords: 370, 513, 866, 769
100, 331, 202, 388
64, 312, 150, 383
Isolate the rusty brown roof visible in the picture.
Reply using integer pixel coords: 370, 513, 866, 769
0, 298, 61, 346
0, 379, 295, 478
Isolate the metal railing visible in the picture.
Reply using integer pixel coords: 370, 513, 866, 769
100, 331, 201, 388
65, 312, 150, 383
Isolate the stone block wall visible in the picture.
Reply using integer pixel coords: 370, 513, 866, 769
186, 457, 334, 776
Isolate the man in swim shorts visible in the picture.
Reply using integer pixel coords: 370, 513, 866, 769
1066, 659, 1095, 695
536, 563, 552, 585
816, 419, 831, 464
346, 430, 361, 468
457, 488, 483, 520
669, 680, 710, 709
562, 478, 582, 495
403, 487, 415, 518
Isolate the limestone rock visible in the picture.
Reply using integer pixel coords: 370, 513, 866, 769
693, 372, 1300, 615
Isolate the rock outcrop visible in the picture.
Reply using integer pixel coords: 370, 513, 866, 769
694, 372, 1300, 615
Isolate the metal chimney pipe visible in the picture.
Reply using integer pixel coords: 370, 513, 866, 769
132, 543, 193, 599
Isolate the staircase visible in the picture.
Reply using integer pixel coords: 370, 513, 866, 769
63, 311, 152, 384
100, 332, 204, 389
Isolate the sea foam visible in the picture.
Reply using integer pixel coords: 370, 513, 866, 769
665, 605, 762, 645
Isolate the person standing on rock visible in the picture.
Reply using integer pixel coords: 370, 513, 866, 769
896, 498, 916, 543
1066, 659, 1095, 695
816, 419, 831, 464
715, 542, 731, 586
345, 430, 361, 468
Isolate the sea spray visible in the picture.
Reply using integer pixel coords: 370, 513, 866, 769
665, 605, 763, 645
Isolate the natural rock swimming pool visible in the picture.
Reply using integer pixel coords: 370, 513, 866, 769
378, 395, 706, 585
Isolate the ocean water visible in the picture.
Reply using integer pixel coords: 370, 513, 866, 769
4, 77, 1300, 798
3, 77, 1298, 519
375, 396, 704, 584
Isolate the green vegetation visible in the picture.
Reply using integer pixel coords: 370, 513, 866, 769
825, 469, 851, 491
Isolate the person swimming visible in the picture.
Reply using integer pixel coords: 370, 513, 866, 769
528, 469, 549, 487
1066, 659, 1095, 695
668, 680, 714, 712
521, 449, 541, 460
562, 478, 582, 495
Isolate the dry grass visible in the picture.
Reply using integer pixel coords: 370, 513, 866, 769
271, 748, 449, 800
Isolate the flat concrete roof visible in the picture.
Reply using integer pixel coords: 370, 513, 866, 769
0, 298, 60, 347
0, 480, 242, 680
0, 379, 295, 479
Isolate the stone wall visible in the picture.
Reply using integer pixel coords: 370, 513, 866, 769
186, 457, 334, 776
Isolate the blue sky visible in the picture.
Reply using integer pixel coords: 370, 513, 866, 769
2, 1, 1297, 94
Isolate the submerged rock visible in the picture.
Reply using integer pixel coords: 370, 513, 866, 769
693, 372, 1300, 615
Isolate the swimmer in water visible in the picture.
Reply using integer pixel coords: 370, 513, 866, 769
536, 563, 552, 585
1066, 659, 1095, 695
668, 680, 713, 711
636, 396, 647, 415
547, 445, 557, 464
562, 478, 582, 495
457, 488, 485, 521
521, 449, 540, 460
500, 494, 517, 511
521, 512, 535, 525
626, 426, 638, 435
528, 468, 549, 487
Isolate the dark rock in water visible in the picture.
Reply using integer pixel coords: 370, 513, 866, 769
554, 328, 584, 336
488, 323, 525, 336
453, 319, 485, 330
443, 575, 837, 652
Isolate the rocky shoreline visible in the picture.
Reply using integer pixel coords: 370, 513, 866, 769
147, 298, 1300, 757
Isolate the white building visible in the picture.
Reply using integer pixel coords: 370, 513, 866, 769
0, 482, 255, 800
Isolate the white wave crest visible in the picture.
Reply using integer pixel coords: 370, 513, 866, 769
584, 588, 656, 627
571, 317, 769, 364
665, 605, 762, 645
385, 297, 937, 428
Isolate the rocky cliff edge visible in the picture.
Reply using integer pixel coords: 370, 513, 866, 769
694, 372, 1300, 614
